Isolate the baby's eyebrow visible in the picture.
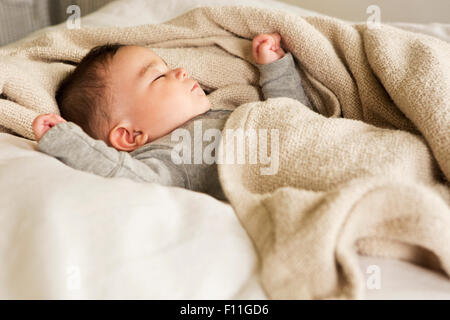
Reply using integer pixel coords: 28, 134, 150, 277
139, 59, 169, 78
139, 62, 157, 78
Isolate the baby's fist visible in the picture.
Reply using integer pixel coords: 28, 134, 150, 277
252, 33, 285, 65
32, 113, 66, 141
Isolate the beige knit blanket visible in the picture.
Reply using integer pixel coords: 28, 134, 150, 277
0, 6, 449, 299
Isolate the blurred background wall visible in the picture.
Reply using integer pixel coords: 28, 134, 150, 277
279, 0, 450, 23
1, 0, 449, 46
0, 0, 112, 46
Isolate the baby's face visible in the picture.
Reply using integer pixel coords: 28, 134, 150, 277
108, 46, 211, 143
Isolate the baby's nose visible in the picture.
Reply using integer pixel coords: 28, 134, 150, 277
174, 68, 188, 80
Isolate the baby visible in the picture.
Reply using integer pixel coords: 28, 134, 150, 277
33, 33, 313, 200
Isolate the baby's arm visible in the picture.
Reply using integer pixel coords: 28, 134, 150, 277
257, 52, 312, 109
35, 119, 188, 188
252, 33, 313, 110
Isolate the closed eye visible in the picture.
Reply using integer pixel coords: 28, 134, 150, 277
153, 74, 165, 82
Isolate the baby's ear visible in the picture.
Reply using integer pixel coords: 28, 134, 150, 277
109, 122, 147, 151
134, 131, 149, 146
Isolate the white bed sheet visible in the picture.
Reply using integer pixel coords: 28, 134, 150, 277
0, 132, 263, 299
1, 0, 450, 299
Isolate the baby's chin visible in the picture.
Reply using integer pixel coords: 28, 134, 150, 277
197, 97, 212, 115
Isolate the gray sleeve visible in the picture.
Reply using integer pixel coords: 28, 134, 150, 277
256, 52, 313, 110
37, 121, 188, 188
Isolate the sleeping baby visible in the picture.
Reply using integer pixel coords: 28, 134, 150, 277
32, 33, 314, 200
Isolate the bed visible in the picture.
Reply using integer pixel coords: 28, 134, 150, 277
0, 0, 449, 299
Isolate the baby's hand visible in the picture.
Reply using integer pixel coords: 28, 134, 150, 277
32, 113, 66, 141
252, 33, 285, 65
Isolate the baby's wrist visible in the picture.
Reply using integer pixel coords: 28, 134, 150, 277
258, 51, 289, 66
37, 121, 69, 144
269, 52, 286, 64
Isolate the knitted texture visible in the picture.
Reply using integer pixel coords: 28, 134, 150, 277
0, 6, 449, 299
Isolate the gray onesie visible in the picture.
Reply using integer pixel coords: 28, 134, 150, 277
38, 52, 314, 201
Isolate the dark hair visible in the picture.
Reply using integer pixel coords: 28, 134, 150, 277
56, 43, 124, 141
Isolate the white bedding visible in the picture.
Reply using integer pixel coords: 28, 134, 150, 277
1, 0, 449, 299
0, 132, 262, 299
